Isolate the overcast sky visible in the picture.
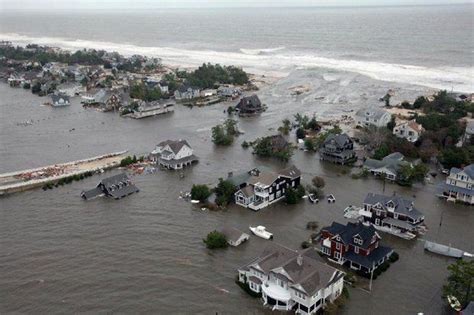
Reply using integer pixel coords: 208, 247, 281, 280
1, 0, 472, 10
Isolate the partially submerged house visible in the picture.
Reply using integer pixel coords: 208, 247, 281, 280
235, 94, 264, 116
128, 101, 174, 119
319, 133, 355, 165
360, 193, 425, 236
438, 164, 474, 204
392, 120, 424, 142
363, 152, 410, 181
150, 139, 198, 170
82, 89, 123, 111
237, 243, 345, 314
233, 165, 301, 211
217, 86, 241, 98
221, 226, 250, 247
81, 173, 139, 200
51, 93, 70, 107
320, 221, 393, 275
174, 85, 201, 100
355, 107, 391, 128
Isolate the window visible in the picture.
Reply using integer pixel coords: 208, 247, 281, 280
335, 252, 341, 260
394, 213, 398, 219
336, 242, 341, 250
354, 246, 359, 254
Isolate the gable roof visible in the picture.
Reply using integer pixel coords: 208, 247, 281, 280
322, 222, 378, 249
355, 107, 389, 120
158, 139, 192, 155
279, 165, 302, 179
323, 133, 352, 148
236, 94, 262, 110
241, 243, 343, 296
363, 193, 423, 220
221, 226, 249, 243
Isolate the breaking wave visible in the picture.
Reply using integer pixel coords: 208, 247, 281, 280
239, 46, 286, 55
1, 33, 473, 93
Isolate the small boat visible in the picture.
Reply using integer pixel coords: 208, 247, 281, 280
308, 194, 319, 203
190, 200, 200, 204
343, 205, 362, 219
363, 222, 417, 240
327, 194, 336, 203
424, 240, 473, 258
249, 226, 273, 240
447, 295, 462, 312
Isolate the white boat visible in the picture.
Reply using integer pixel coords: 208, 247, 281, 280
190, 200, 200, 204
327, 194, 336, 203
424, 240, 474, 258
308, 194, 319, 203
447, 295, 462, 311
249, 226, 273, 240
343, 205, 363, 219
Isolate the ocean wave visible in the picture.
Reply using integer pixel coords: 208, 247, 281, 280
1, 33, 473, 93
239, 46, 286, 55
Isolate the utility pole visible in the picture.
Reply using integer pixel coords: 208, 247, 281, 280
369, 261, 375, 292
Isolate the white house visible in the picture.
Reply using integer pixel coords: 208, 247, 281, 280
438, 164, 474, 204
221, 227, 250, 247
462, 121, 474, 145
174, 85, 201, 100
393, 120, 424, 142
51, 94, 70, 107
238, 243, 345, 314
150, 139, 198, 170
355, 107, 392, 128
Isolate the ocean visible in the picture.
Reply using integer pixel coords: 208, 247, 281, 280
1, 4, 473, 315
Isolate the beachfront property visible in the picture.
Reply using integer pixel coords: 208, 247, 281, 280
319, 133, 356, 165
81, 89, 123, 111
237, 243, 345, 314
81, 173, 139, 200
320, 222, 393, 274
355, 107, 391, 128
129, 101, 174, 119
221, 226, 250, 247
217, 86, 241, 98
392, 119, 424, 142
150, 139, 198, 170
363, 152, 409, 181
51, 93, 70, 107
360, 193, 425, 236
233, 165, 301, 211
174, 84, 201, 100
438, 164, 474, 205
235, 94, 264, 116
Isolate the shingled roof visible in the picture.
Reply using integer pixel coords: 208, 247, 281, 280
321, 222, 379, 249
363, 193, 423, 220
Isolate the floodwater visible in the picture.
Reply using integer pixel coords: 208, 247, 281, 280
0, 82, 472, 315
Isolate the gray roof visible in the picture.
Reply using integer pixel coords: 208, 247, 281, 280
221, 226, 249, 243
450, 164, 474, 179
323, 133, 352, 148
363, 193, 424, 220
344, 246, 393, 269
100, 173, 139, 199
279, 165, 302, 179
236, 94, 262, 111
81, 186, 103, 200
364, 153, 409, 175
241, 243, 343, 296
321, 222, 379, 249
355, 107, 389, 120
463, 301, 474, 315
158, 139, 192, 155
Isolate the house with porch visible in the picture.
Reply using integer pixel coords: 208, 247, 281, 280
237, 243, 345, 314
319, 133, 355, 165
320, 222, 393, 275
355, 107, 391, 128
360, 193, 425, 237
438, 164, 474, 205
150, 139, 198, 170
363, 152, 410, 181
174, 84, 201, 100
234, 165, 301, 211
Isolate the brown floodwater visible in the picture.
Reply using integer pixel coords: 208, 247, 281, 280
0, 81, 470, 315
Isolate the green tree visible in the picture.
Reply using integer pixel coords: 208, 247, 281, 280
373, 143, 390, 160
278, 119, 291, 135
191, 184, 211, 202
440, 148, 469, 169
296, 127, 306, 139
307, 116, 320, 131
312, 176, 325, 188
285, 185, 306, 204
442, 260, 474, 309
214, 178, 237, 206
203, 230, 228, 249
212, 124, 234, 146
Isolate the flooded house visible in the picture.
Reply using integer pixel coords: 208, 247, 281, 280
51, 93, 70, 107
363, 152, 410, 181
221, 226, 250, 247
150, 139, 198, 170
174, 84, 201, 100
233, 165, 301, 211
359, 193, 425, 239
320, 221, 393, 275
81, 173, 139, 200
217, 86, 241, 99
438, 164, 474, 204
128, 101, 174, 119
82, 89, 123, 111
235, 94, 264, 116
319, 133, 356, 165
237, 243, 345, 314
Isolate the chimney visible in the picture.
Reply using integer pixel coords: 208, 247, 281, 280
297, 255, 303, 266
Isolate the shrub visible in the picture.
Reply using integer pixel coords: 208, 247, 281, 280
301, 241, 311, 249
389, 252, 399, 262
235, 276, 262, 298
241, 141, 250, 148
306, 221, 319, 230
203, 230, 228, 249
214, 178, 236, 206
312, 176, 325, 188
191, 184, 211, 202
